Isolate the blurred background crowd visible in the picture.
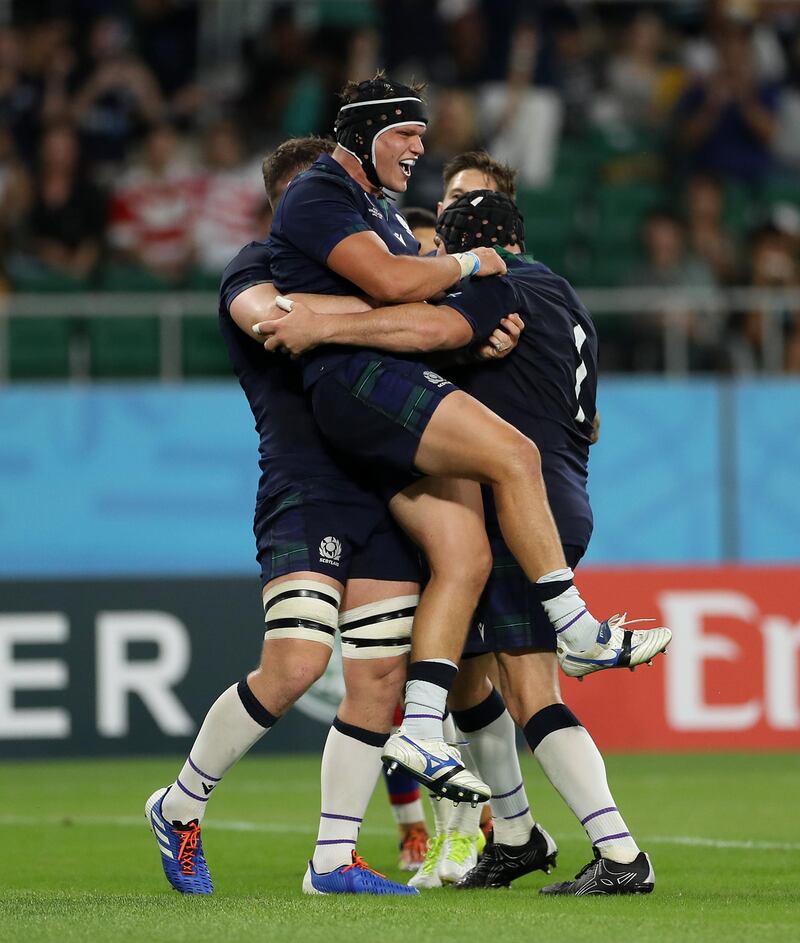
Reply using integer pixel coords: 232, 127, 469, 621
3, 0, 800, 376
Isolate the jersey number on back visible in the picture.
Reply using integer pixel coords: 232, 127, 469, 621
573, 324, 587, 424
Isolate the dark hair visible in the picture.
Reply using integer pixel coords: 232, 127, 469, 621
338, 69, 426, 106
403, 206, 437, 230
643, 207, 684, 231
442, 150, 517, 199
262, 135, 335, 207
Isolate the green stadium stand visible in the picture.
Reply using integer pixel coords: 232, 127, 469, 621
182, 316, 231, 377
8, 317, 73, 379
101, 264, 175, 292
89, 317, 160, 378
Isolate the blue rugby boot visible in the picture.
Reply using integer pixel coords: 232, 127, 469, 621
303, 851, 420, 895
558, 614, 672, 680
382, 727, 491, 805
145, 786, 213, 894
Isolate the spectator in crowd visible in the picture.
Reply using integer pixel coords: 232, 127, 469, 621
674, 18, 782, 182
72, 17, 164, 173
602, 9, 685, 132
0, 127, 33, 259
238, 3, 319, 140
685, 172, 740, 283
193, 119, 266, 275
24, 119, 107, 282
404, 87, 482, 209
133, 0, 204, 126
1, 19, 75, 163
726, 224, 800, 373
627, 209, 720, 371
108, 121, 198, 283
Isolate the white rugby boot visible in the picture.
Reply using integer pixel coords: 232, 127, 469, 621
382, 727, 491, 804
558, 613, 672, 680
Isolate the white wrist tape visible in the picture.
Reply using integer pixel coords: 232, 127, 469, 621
275, 296, 294, 312
451, 252, 480, 279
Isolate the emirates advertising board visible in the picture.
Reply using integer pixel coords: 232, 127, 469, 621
0, 566, 798, 757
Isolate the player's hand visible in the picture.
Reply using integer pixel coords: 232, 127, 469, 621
477, 313, 524, 361
472, 246, 507, 277
252, 300, 324, 356
591, 410, 601, 445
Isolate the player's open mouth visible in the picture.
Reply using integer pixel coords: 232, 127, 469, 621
400, 159, 416, 178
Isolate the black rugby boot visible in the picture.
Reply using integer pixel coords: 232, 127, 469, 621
540, 847, 654, 896
453, 824, 557, 889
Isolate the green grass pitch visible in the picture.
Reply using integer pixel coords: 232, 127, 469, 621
1, 752, 798, 942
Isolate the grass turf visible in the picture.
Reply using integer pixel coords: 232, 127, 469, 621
1, 752, 798, 942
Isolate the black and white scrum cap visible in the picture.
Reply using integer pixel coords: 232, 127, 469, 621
437, 189, 526, 253
334, 75, 428, 190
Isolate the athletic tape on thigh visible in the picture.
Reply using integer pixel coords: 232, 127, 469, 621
263, 580, 341, 649
339, 594, 418, 660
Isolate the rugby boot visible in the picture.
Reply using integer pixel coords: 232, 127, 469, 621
382, 727, 491, 804
145, 786, 213, 894
558, 613, 672, 680
408, 833, 447, 889
303, 851, 419, 895
398, 823, 429, 871
540, 847, 654, 895
438, 830, 482, 884
453, 824, 558, 889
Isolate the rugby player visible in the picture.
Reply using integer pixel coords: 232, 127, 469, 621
145, 135, 423, 898
259, 191, 667, 896
263, 73, 647, 803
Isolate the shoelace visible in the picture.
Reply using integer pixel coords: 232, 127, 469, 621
606, 612, 656, 633
401, 826, 429, 861
342, 851, 385, 879
419, 834, 446, 875
446, 833, 476, 865
174, 821, 201, 875
572, 857, 601, 881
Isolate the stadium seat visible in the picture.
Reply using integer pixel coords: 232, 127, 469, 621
89, 317, 160, 378
8, 317, 73, 379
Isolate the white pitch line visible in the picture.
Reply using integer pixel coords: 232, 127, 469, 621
1, 815, 798, 851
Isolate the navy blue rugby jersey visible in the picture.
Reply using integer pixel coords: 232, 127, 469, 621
268, 153, 420, 387
218, 240, 347, 494
441, 253, 598, 549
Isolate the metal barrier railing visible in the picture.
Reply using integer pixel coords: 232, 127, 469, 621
2, 286, 799, 382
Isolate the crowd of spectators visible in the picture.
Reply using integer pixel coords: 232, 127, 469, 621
2, 0, 800, 374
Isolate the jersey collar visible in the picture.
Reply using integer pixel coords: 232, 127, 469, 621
493, 245, 535, 265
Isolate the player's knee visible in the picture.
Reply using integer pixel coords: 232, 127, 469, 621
262, 577, 341, 648
345, 655, 407, 702
339, 594, 418, 661
491, 431, 542, 486
433, 536, 491, 599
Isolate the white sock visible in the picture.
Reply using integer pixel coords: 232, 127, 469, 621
312, 718, 386, 873
536, 568, 600, 652
393, 797, 425, 825
403, 659, 458, 740
428, 788, 452, 835
527, 706, 640, 864
162, 680, 275, 824
447, 797, 483, 837
453, 693, 534, 847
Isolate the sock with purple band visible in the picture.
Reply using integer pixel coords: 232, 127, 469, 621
453, 688, 534, 846
533, 568, 600, 652
162, 678, 277, 825
524, 702, 639, 864
312, 716, 388, 872
403, 659, 458, 741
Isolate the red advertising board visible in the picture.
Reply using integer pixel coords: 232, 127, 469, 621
564, 566, 800, 751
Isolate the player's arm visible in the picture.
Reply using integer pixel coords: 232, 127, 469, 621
326, 231, 506, 303
257, 300, 475, 354
229, 283, 373, 340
